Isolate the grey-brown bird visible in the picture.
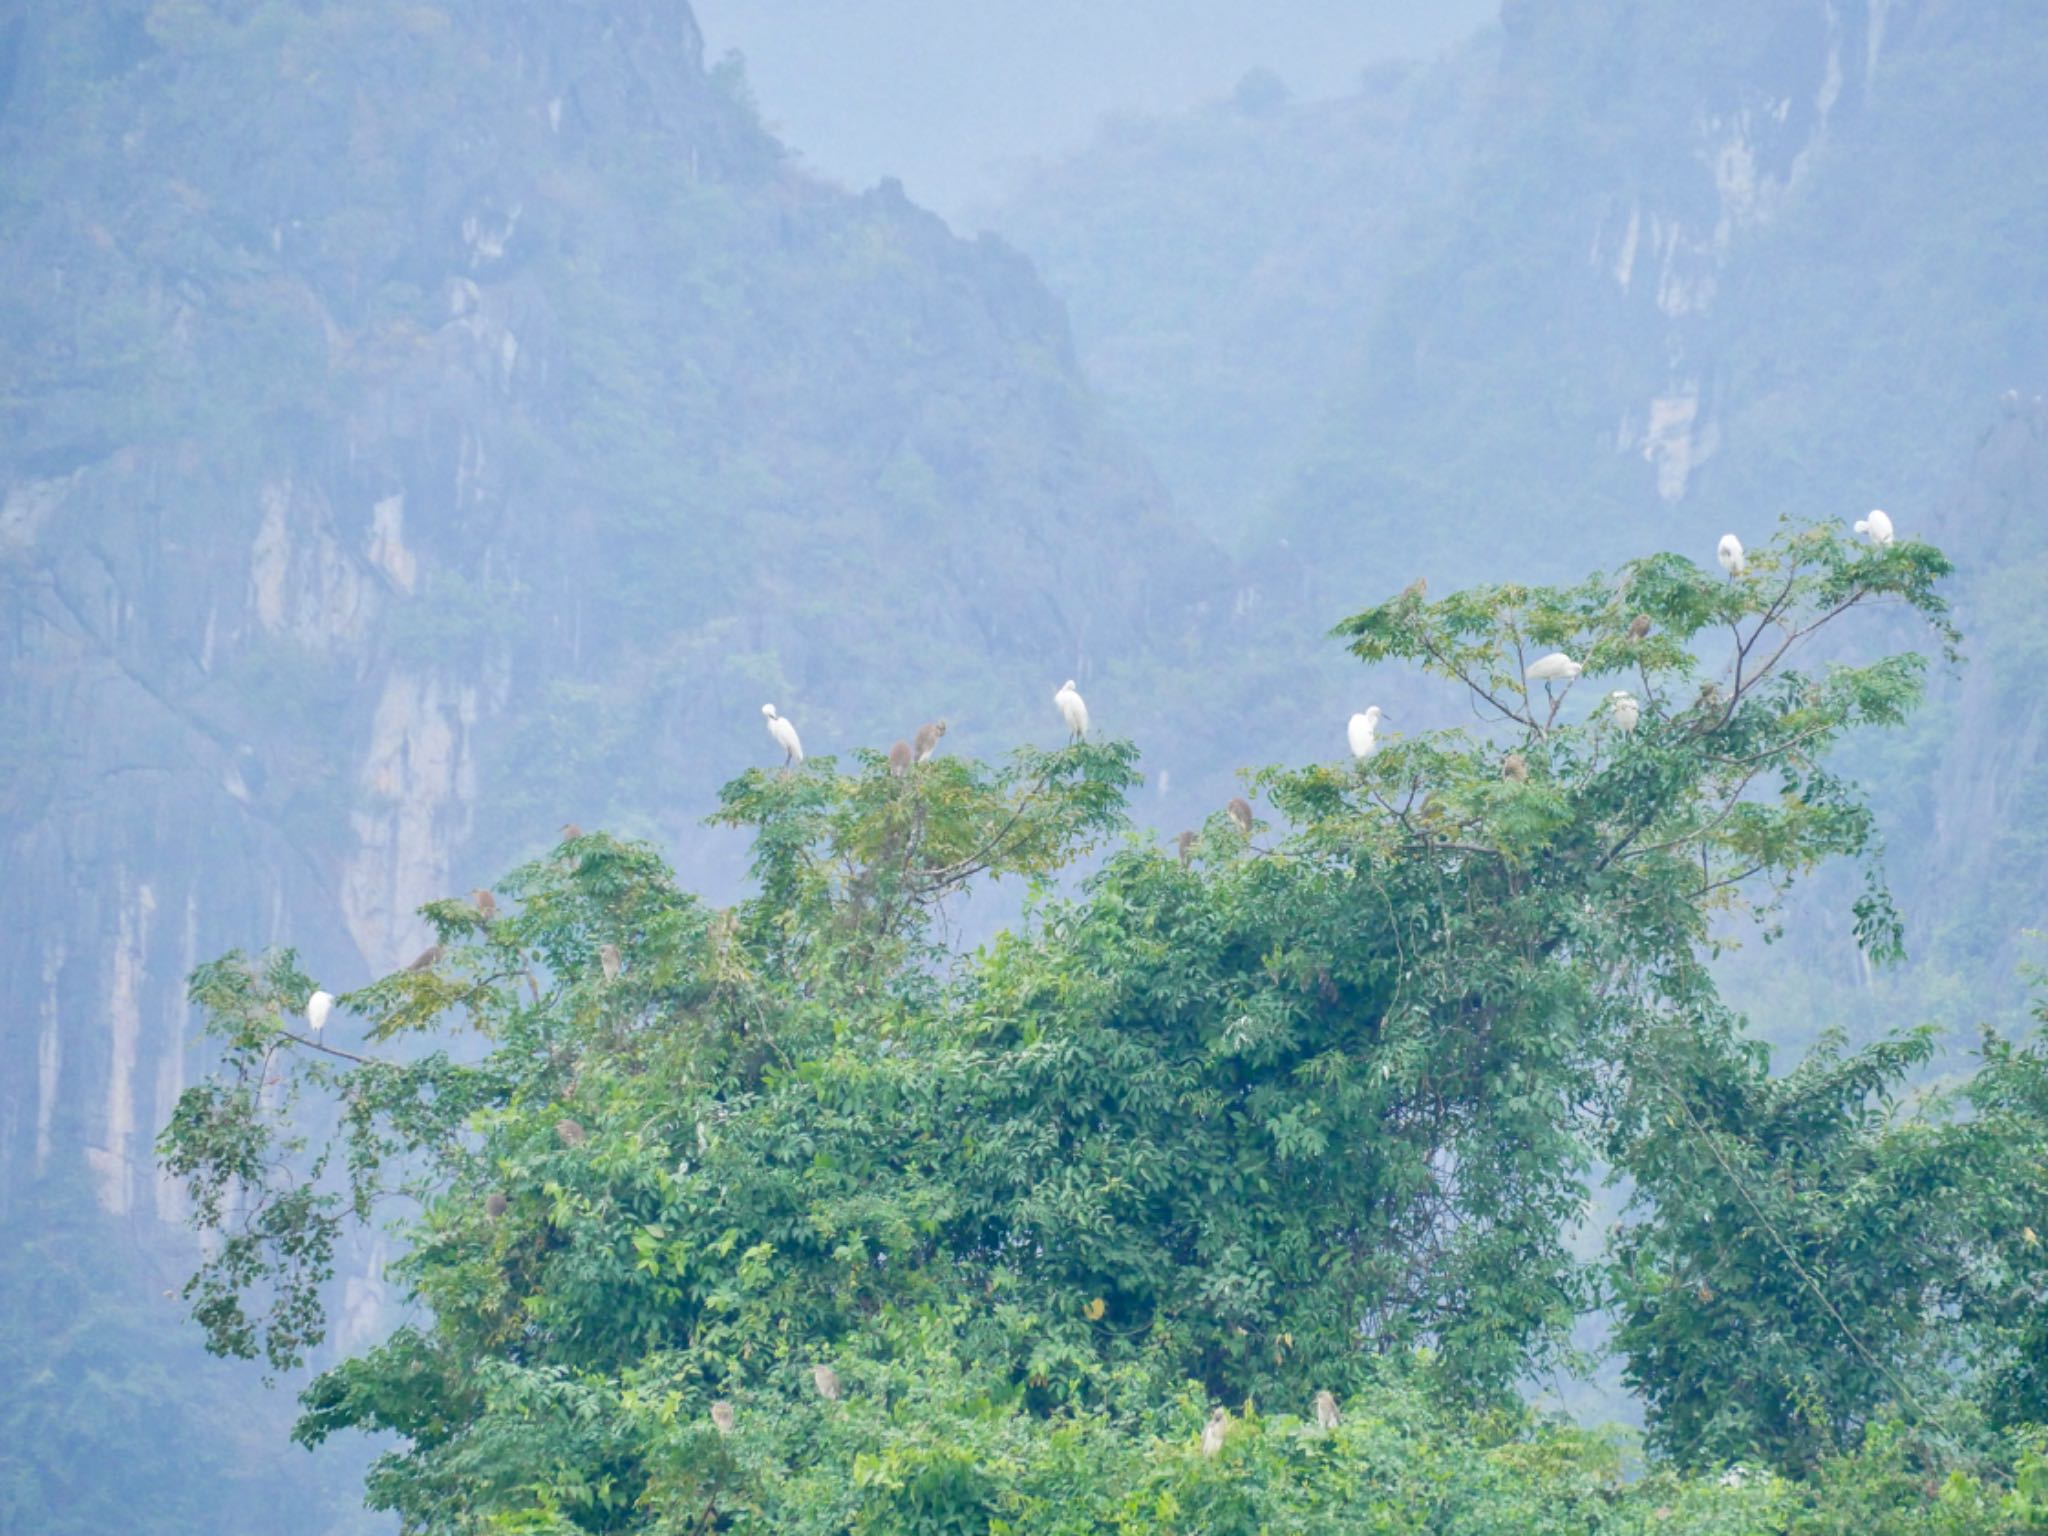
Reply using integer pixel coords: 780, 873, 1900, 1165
555, 1118, 586, 1148
599, 943, 622, 983
1176, 830, 1196, 867
1502, 753, 1528, 783
1628, 613, 1652, 640
1201, 1407, 1229, 1458
471, 888, 498, 920
1402, 577, 1427, 601
888, 740, 912, 777
1227, 797, 1254, 835
710, 1400, 736, 1434
1313, 1390, 1341, 1430
560, 822, 583, 843
913, 719, 947, 762
812, 1364, 842, 1402
406, 943, 444, 972
484, 1191, 508, 1219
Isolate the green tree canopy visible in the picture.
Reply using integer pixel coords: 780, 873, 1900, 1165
161, 523, 2048, 1531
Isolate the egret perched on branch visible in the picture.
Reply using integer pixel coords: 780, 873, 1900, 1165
812, 1365, 842, 1402
1855, 508, 1895, 547
599, 943, 621, 983
1054, 680, 1089, 741
1717, 533, 1746, 577
913, 719, 947, 761
1347, 706, 1386, 759
1202, 1408, 1229, 1458
1608, 690, 1641, 732
305, 989, 333, 1035
761, 703, 803, 765
1314, 1391, 1341, 1430
1526, 652, 1582, 684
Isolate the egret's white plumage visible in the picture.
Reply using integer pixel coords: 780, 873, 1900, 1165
1314, 1391, 1341, 1430
762, 703, 803, 764
1608, 690, 1641, 732
306, 989, 333, 1034
1854, 509, 1895, 547
1202, 1408, 1229, 1458
1347, 706, 1386, 759
1054, 680, 1089, 739
1717, 533, 1746, 577
1526, 652, 1582, 683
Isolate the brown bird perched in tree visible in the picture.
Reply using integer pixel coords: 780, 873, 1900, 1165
471, 888, 497, 920
484, 1191, 508, 1219
406, 943, 444, 972
599, 943, 621, 983
1502, 753, 1528, 783
1402, 577, 1427, 601
1176, 830, 1196, 867
913, 719, 947, 762
710, 1400, 736, 1434
1201, 1407, 1229, 1458
888, 740, 912, 777
555, 1118, 586, 1148
1629, 613, 1652, 640
1227, 797, 1254, 835
812, 1364, 842, 1402
1314, 1390, 1341, 1430
559, 822, 583, 843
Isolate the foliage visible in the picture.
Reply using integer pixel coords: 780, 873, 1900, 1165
149, 530, 2048, 1528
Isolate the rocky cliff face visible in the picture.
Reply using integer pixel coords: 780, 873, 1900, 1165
0, 5, 1209, 1526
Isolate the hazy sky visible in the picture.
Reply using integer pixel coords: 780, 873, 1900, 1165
690, 0, 1497, 221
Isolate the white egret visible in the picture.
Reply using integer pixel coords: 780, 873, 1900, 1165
1054, 680, 1089, 740
1717, 533, 1746, 577
888, 740, 912, 777
1854, 509, 1895, 547
812, 1364, 842, 1402
305, 989, 333, 1034
1526, 652, 1582, 683
1608, 690, 1641, 732
710, 1401, 736, 1435
599, 942, 621, 983
1347, 706, 1386, 759
1202, 1407, 1229, 1458
1314, 1390, 1341, 1430
913, 719, 947, 761
762, 704, 803, 765
1227, 796, 1254, 834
